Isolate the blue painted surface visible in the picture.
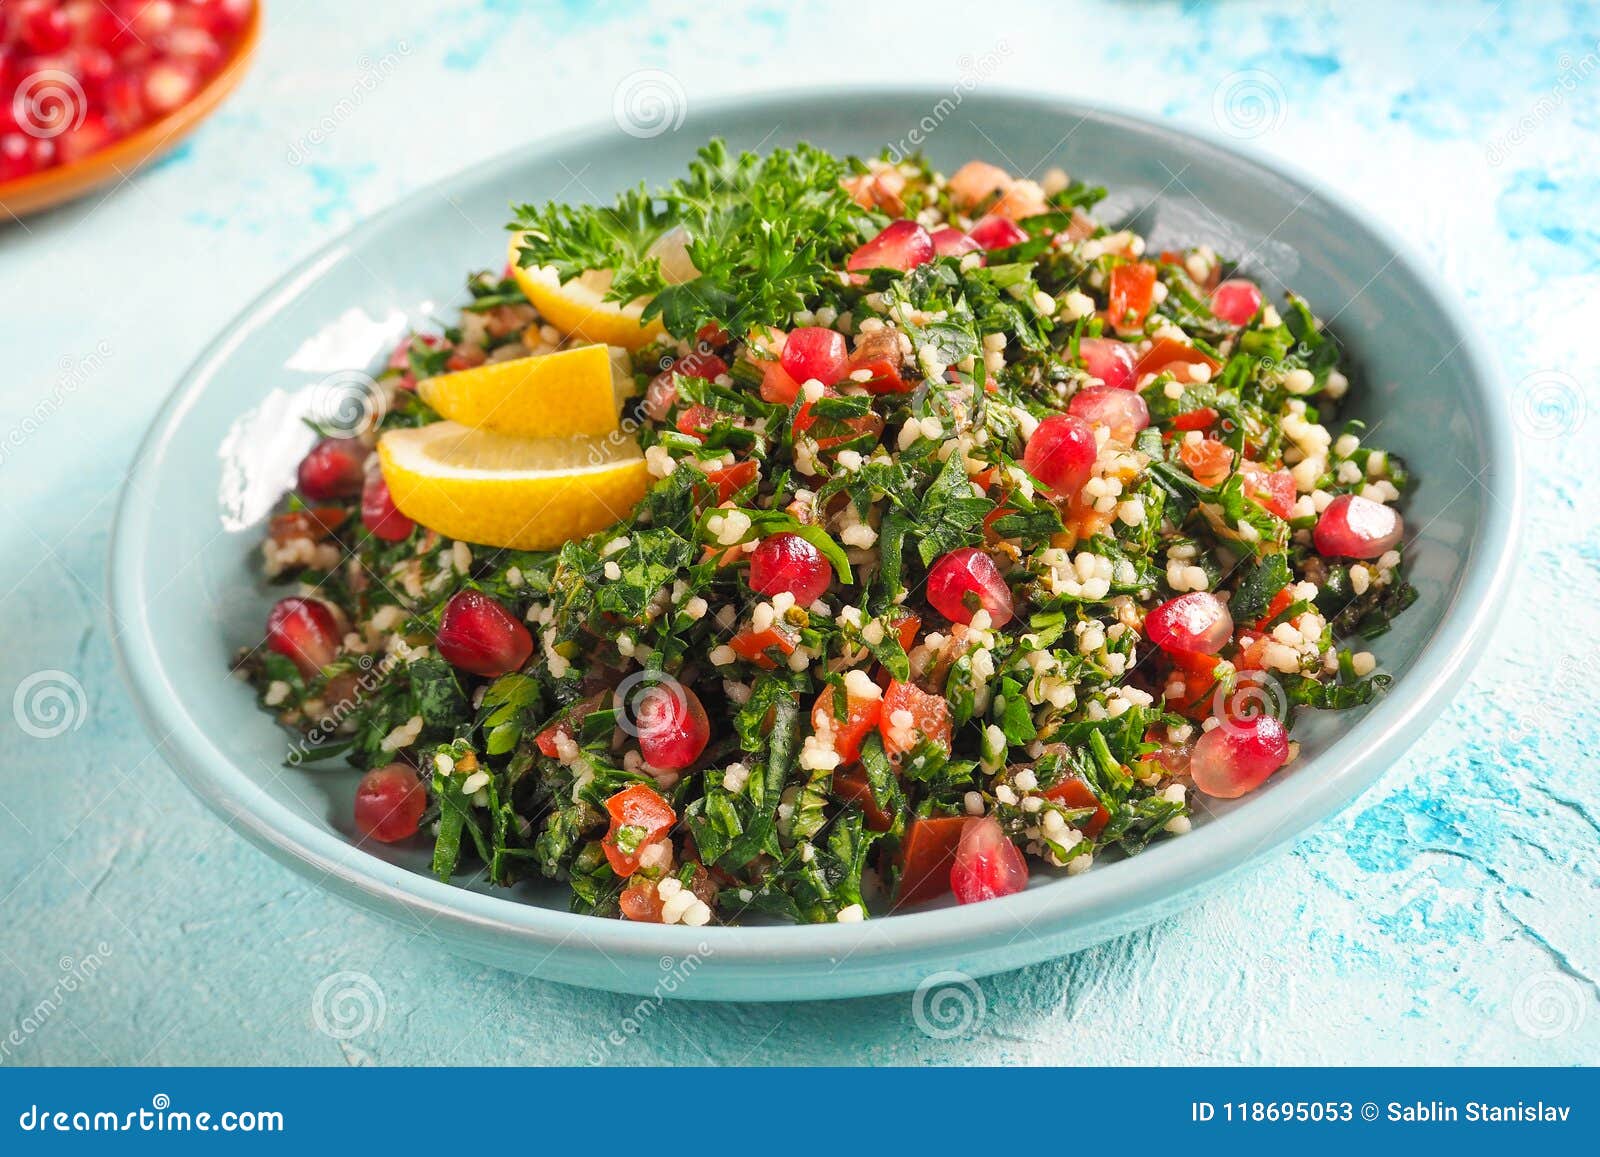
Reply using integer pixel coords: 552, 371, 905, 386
1, 0, 1596, 1064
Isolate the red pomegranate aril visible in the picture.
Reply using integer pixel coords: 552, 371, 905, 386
780, 327, 848, 387
1076, 337, 1137, 390
1189, 715, 1290, 798
265, 596, 339, 678
360, 469, 414, 542
950, 817, 1029, 904
1068, 384, 1149, 444
635, 684, 710, 770
930, 227, 981, 257
1144, 592, 1233, 656
17, 2, 73, 54
126, 0, 177, 38
353, 763, 428, 843
1312, 494, 1403, 560
1022, 413, 1097, 497
967, 214, 1027, 251
926, 547, 1014, 628
1211, 278, 1263, 326
847, 219, 935, 274
296, 435, 364, 499
435, 590, 533, 677
142, 59, 197, 114
55, 114, 117, 164
748, 532, 831, 606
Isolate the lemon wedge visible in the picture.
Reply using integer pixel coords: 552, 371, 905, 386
378, 422, 650, 550
418, 344, 621, 438
507, 234, 665, 351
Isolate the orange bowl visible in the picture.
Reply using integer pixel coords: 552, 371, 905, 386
0, 3, 262, 220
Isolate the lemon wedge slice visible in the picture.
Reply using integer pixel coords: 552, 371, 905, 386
418, 344, 621, 438
378, 422, 650, 550
507, 234, 666, 351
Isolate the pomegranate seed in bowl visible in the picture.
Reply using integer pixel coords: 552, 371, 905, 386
435, 591, 533, 677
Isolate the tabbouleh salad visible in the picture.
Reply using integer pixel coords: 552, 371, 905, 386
237, 140, 1415, 927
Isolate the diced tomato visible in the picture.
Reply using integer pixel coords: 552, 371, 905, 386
703, 459, 758, 503
794, 391, 884, 451
1134, 337, 1220, 381
833, 768, 894, 832
759, 360, 803, 405
728, 624, 800, 668
619, 878, 666, 922
879, 679, 952, 759
890, 612, 921, 653
1178, 436, 1234, 486
601, 783, 677, 877
1252, 586, 1296, 632
946, 160, 1014, 210
1106, 261, 1157, 332
845, 329, 908, 394
1170, 407, 1219, 432
812, 683, 883, 764
1041, 776, 1111, 839
533, 693, 605, 759
675, 403, 720, 437
1240, 460, 1296, 519
895, 815, 969, 907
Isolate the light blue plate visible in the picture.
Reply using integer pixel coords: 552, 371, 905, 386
110, 89, 1518, 1001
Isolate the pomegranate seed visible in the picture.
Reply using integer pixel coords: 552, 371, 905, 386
126, 0, 177, 39
360, 468, 414, 542
930, 227, 981, 257
1144, 592, 1233, 656
950, 817, 1029, 904
296, 437, 365, 499
926, 547, 1014, 628
847, 220, 934, 275
1211, 278, 1263, 326
1022, 414, 1097, 497
435, 590, 532, 677
55, 113, 116, 164
748, 532, 831, 606
1313, 494, 1403, 560
353, 763, 428, 843
0, 133, 44, 181
265, 596, 339, 678
1068, 385, 1150, 444
635, 683, 710, 770
141, 60, 197, 114
16, 2, 73, 54
780, 327, 847, 388
1076, 337, 1137, 390
967, 214, 1027, 251
642, 350, 727, 422
102, 71, 145, 129
1189, 715, 1290, 798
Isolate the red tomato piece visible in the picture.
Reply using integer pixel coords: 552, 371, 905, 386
1106, 261, 1157, 332
811, 683, 884, 765
602, 783, 677, 877
879, 679, 953, 759
896, 815, 969, 907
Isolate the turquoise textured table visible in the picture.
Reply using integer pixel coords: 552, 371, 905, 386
2, 0, 1596, 1065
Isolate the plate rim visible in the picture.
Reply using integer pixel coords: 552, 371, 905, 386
108, 85, 1522, 988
